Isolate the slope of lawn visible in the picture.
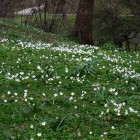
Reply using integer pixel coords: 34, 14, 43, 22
0, 20, 140, 140
0, 18, 73, 43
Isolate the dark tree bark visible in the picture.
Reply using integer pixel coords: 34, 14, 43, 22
73, 0, 94, 45
0, 0, 15, 18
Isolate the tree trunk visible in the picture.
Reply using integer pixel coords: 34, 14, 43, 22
73, 0, 94, 45
0, 0, 15, 18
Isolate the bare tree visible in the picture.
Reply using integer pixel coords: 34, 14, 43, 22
72, 0, 94, 45
0, 0, 15, 18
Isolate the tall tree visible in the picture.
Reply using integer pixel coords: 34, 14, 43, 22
0, 0, 15, 18
73, 0, 94, 45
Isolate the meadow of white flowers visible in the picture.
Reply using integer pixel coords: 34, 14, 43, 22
0, 39, 140, 139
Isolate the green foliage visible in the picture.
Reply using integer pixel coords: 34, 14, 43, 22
94, 0, 140, 47
0, 20, 140, 140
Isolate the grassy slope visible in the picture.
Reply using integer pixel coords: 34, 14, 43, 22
0, 18, 72, 43
0, 20, 140, 140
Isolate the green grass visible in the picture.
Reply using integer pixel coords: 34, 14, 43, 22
0, 20, 140, 140
0, 18, 75, 43
14, 13, 76, 35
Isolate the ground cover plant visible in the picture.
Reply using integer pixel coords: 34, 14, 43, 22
0, 18, 71, 43
0, 20, 140, 140
15, 14, 76, 35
